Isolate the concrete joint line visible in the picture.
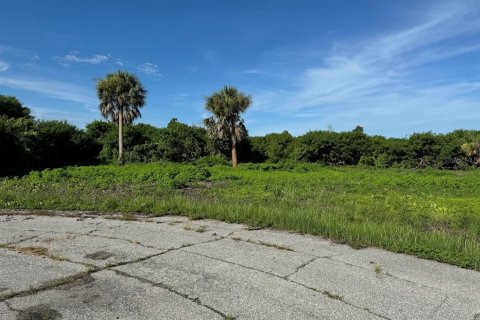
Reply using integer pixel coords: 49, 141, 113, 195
112, 269, 232, 319
3, 235, 40, 246
0, 238, 224, 302
184, 250, 392, 320
284, 256, 319, 278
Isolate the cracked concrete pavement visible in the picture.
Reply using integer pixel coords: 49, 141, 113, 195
0, 212, 479, 319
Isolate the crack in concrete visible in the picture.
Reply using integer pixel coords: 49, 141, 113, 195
3, 235, 40, 246
284, 256, 319, 278
112, 269, 231, 319
223, 234, 439, 294
0, 271, 93, 302
0, 225, 227, 253
182, 250, 392, 320
0, 236, 226, 304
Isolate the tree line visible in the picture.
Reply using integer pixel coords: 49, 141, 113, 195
1, 71, 479, 176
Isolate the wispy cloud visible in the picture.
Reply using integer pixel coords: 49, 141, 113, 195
0, 60, 8, 72
172, 92, 188, 106
242, 68, 265, 75
173, 93, 188, 100
251, 1, 480, 136
138, 62, 162, 77
61, 51, 109, 64
0, 75, 96, 105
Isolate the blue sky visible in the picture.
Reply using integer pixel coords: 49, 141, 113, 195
1, 0, 480, 137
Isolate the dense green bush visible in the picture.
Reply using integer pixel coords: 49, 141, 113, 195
1, 94, 480, 175
0, 95, 32, 119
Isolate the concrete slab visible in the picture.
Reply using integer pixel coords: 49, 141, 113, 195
0, 228, 40, 245
90, 220, 222, 249
0, 248, 86, 299
1, 213, 480, 319
0, 215, 101, 234
288, 257, 475, 320
115, 250, 381, 319
184, 237, 314, 277
0, 302, 16, 320
13, 233, 163, 267
8, 270, 223, 320
332, 247, 480, 296
230, 228, 356, 257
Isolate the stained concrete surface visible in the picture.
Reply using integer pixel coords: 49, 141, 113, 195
0, 213, 479, 320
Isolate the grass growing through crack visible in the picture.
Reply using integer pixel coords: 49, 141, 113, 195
9, 246, 67, 261
1, 162, 480, 269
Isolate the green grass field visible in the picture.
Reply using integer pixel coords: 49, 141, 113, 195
1, 162, 479, 269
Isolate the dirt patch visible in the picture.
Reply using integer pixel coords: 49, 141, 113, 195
84, 251, 114, 260
15, 246, 49, 256
10, 246, 65, 261
178, 181, 224, 201
422, 221, 458, 235
16, 304, 62, 320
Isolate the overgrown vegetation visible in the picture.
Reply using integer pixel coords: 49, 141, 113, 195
1, 162, 479, 270
1, 94, 480, 175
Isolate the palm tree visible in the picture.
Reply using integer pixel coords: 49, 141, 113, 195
204, 86, 252, 167
96, 71, 146, 165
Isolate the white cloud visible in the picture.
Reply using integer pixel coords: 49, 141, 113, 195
61, 51, 109, 64
0, 75, 96, 105
250, 1, 480, 136
138, 62, 162, 77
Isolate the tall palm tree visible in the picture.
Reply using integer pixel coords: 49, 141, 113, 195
204, 86, 252, 167
96, 71, 146, 165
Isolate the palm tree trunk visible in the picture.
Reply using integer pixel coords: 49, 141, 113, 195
118, 111, 124, 166
231, 142, 238, 167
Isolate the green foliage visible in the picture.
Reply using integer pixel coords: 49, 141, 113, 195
0, 116, 35, 175
0, 95, 32, 119
249, 131, 294, 163
289, 128, 369, 165
1, 162, 480, 270
157, 118, 207, 162
1, 93, 480, 175
0, 116, 97, 176
195, 155, 229, 166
